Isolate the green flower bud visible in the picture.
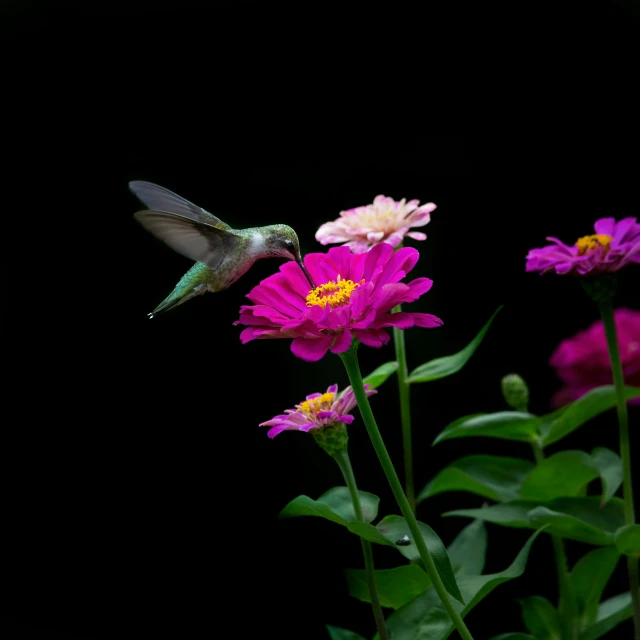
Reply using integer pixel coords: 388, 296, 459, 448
501, 373, 529, 412
312, 422, 349, 457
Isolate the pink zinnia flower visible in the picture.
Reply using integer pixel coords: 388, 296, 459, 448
234, 243, 442, 362
550, 308, 640, 408
259, 383, 376, 438
525, 217, 640, 276
315, 195, 435, 254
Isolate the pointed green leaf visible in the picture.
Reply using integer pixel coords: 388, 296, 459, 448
418, 455, 534, 503
540, 385, 640, 447
346, 564, 431, 609
570, 547, 620, 632
446, 497, 625, 546
519, 595, 561, 639
407, 306, 502, 383
345, 521, 397, 547
490, 635, 537, 640
446, 519, 488, 576
614, 524, 640, 557
326, 625, 367, 640
376, 515, 464, 604
279, 487, 380, 524
362, 361, 398, 389
519, 451, 600, 502
433, 412, 540, 445
590, 447, 623, 505
580, 592, 633, 640
385, 529, 544, 640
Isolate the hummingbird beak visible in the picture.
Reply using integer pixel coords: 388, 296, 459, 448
296, 256, 315, 289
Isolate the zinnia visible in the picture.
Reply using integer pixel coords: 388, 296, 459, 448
259, 383, 376, 438
315, 195, 435, 254
525, 217, 640, 276
550, 308, 640, 408
235, 243, 442, 362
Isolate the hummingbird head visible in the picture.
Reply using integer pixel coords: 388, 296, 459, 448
264, 225, 315, 289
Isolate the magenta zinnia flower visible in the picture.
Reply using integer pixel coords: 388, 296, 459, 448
259, 383, 376, 438
550, 308, 640, 408
315, 195, 435, 254
525, 217, 640, 276
235, 243, 442, 362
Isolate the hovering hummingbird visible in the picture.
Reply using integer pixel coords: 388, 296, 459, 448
130, 181, 314, 317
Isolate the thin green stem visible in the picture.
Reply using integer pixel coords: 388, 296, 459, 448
392, 304, 415, 511
532, 440, 577, 640
340, 346, 475, 640
598, 299, 640, 639
333, 450, 388, 640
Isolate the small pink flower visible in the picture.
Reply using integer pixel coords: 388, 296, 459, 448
259, 383, 376, 438
234, 243, 442, 362
550, 308, 640, 408
525, 217, 640, 276
316, 195, 435, 254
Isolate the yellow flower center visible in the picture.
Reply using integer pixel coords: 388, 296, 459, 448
297, 392, 336, 419
305, 275, 364, 309
575, 234, 613, 256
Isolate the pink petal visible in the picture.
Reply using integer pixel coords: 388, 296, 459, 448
594, 217, 616, 236
374, 311, 415, 329
406, 231, 427, 241
290, 335, 334, 361
353, 329, 390, 348
411, 313, 444, 328
330, 329, 353, 354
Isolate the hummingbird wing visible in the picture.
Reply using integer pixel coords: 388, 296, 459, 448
129, 181, 232, 230
134, 210, 242, 270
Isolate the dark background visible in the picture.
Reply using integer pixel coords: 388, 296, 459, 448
4, 2, 639, 639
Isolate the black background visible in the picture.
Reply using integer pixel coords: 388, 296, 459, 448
4, 2, 639, 639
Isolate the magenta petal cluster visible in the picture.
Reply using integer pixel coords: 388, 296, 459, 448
234, 243, 442, 362
525, 217, 640, 276
316, 195, 435, 254
550, 308, 640, 408
259, 383, 376, 438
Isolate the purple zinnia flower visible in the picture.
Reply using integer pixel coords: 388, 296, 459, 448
234, 243, 442, 362
525, 217, 640, 276
259, 383, 376, 438
315, 195, 435, 254
550, 308, 640, 408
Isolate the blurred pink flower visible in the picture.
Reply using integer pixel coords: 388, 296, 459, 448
259, 383, 376, 439
550, 308, 640, 407
315, 195, 435, 254
235, 243, 442, 362
526, 217, 640, 276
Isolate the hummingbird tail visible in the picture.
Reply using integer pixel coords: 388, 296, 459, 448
147, 285, 206, 318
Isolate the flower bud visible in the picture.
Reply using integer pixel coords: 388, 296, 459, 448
312, 422, 349, 457
501, 373, 529, 412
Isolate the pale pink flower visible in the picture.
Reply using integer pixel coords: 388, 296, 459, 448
316, 195, 435, 254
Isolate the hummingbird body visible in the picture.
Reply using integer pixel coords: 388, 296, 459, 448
130, 182, 313, 317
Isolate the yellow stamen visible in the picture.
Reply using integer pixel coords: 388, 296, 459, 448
575, 234, 613, 256
297, 392, 336, 418
305, 275, 365, 309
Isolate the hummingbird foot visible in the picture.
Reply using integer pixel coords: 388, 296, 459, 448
147, 312, 155, 319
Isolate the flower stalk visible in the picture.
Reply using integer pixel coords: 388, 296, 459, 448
340, 344, 475, 640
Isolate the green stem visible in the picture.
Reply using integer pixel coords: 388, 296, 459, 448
392, 304, 415, 511
340, 346, 475, 640
598, 299, 640, 639
333, 450, 389, 640
532, 440, 577, 640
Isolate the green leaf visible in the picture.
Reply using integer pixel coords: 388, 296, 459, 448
540, 385, 640, 447
614, 524, 640, 557
433, 412, 540, 445
490, 635, 537, 640
590, 447, 623, 506
345, 521, 397, 547
519, 595, 561, 639
279, 487, 380, 524
385, 529, 543, 640
407, 306, 502, 383
580, 592, 633, 640
376, 515, 464, 604
326, 625, 367, 640
418, 455, 534, 503
570, 547, 620, 632
519, 451, 600, 502
446, 497, 625, 546
446, 519, 488, 576
346, 564, 431, 609
362, 361, 398, 389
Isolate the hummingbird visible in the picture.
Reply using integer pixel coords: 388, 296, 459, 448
130, 181, 314, 317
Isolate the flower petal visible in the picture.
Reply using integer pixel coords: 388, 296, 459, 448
290, 335, 334, 361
